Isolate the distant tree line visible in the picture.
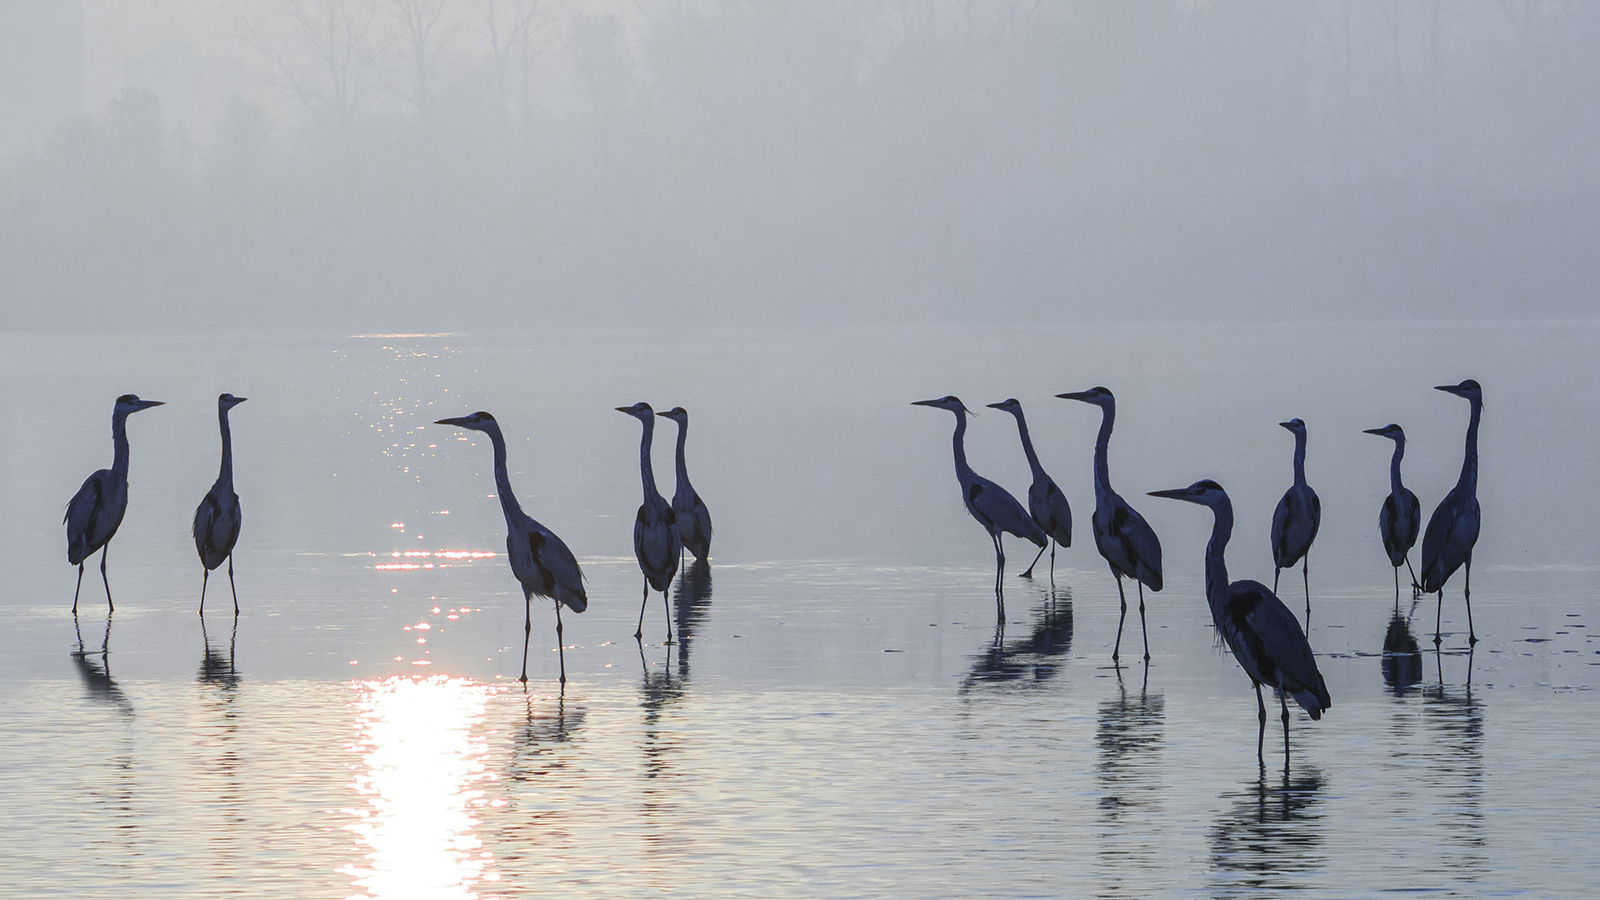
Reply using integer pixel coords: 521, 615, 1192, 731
4, 0, 1598, 330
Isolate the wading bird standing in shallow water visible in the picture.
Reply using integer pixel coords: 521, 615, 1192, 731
66, 394, 164, 613
617, 402, 681, 643
1057, 387, 1162, 664
656, 406, 712, 564
987, 399, 1071, 580
434, 411, 588, 685
1363, 424, 1421, 599
194, 393, 247, 615
913, 396, 1046, 619
1420, 379, 1484, 646
1271, 418, 1321, 620
1150, 480, 1331, 764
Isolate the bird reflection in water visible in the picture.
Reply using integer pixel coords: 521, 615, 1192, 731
673, 558, 713, 680
71, 611, 130, 712
1421, 648, 1486, 885
1381, 601, 1424, 695
199, 614, 240, 689
1208, 768, 1327, 894
961, 586, 1073, 690
1095, 664, 1166, 889
638, 642, 689, 857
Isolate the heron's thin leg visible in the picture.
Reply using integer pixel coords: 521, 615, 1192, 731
520, 595, 533, 684
1112, 574, 1128, 665
1137, 579, 1150, 662
100, 544, 113, 612
200, 569, 210, 615
634, 579, 649, 641
1273, 566, 1281, 595
1279, 690, 1292, 760
73, 563, 85, 614
1405, 555, 1419, 593
555, 600, 567, 686
662, 589, 675, 645
1393, 566, 1400, 603
1433, 589, 1444, 645
1464, 556, 1476, 645
228, 556, 239, 615
1302, 556, 1311, 621
1255, 682, 1267, 765
1049, 542, 1056, 581
1020, 543, 1046, 579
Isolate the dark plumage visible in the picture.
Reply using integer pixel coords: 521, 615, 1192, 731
1364, 424, 1421, 597
435, 411, 588, 684
1419, 380, 1484, 645
194, 393, 247, 615
618, 402, 682, 643
66, 394, 164, 612
1151, 480, 1331, 762
1058, 387, 1163, 663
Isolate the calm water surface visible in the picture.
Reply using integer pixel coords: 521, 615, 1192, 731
1, 324, 1597, 898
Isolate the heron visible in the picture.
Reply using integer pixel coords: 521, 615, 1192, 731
434, 411, 588, 685
986, 399, 1072, 580
66, 393, 164, 613
194, 393, 247, 615
656, 406, 713, 564
1057, 387, 1163, 663
912, 396, 1046, 617
1419, 379, 1483, 646
617, 402, 682, 643
1363, 424, 1421, 599
1150, 480, 1331, 763
1270, 418, 1321, 620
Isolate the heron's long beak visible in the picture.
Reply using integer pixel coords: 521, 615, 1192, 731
984, 402, 1008, 411
911, 399, 940, 407
615, 405, 637, 414
135, 400, 165, 411
1434, 383, 1464, 395
435, 416, 471, 427
1362, 427, 1387, 436
1148, 488, 1198, 502
1279, 420, 1296, 430
1056, 391, 1091, 402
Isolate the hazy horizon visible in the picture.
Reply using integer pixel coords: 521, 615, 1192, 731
4, 0, 1598, 331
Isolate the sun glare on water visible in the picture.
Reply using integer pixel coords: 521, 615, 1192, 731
341, 676, 501, 899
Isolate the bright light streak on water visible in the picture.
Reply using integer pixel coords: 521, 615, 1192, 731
342, 676, 498, 899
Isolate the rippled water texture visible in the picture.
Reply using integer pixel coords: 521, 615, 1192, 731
1, 324, 1597, 898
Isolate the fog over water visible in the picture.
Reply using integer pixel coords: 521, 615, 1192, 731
4, 0, 1600, 329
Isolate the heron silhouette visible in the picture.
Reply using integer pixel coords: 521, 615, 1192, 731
1420, 379, 1483, 646
618, 402, 681, 643
194, 393, 247, 615
1364, 424, 1421, 600
656, 406, 713, 564
1270, 418, 1321, 620
912, 396, 1045, 619
1057, 387, 1162, 663
66, 394, 164, 613
987, 399, 1072, 580
434, 411, 588, 685
1150, 480, 1331, 763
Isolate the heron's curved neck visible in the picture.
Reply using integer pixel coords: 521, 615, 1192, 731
1203, 498, 1235, 619
1291, 430, 1308, 487
672, 419, 691, 495
1387, 435, 1405, 495
950, 409, 974, 480
216, 406, 235, 487
1092, 402, 1115, 493
110, 410, 132, 479
637, 416, 660, 499
1458, 397, 1480, 494
1009, 410, 1045, 478
484, 422, 525, 524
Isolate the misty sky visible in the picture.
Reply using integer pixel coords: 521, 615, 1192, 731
3, 0, 1598, 331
